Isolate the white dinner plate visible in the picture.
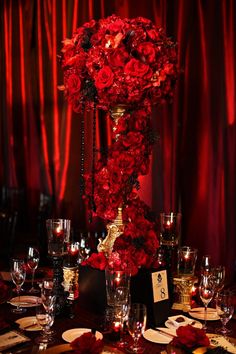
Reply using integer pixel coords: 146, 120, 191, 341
143, 328, 174, 344
165, 319, 202, 330
9, 296, 40, 308
15, 316, 42, 331
62, 328, 103, 343
188, 307, 220, 321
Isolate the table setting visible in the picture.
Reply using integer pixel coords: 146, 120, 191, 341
0, 217, 235, 354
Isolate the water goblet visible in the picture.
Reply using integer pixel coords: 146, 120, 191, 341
114, 286, 130, 348
27, 246, 40, 293
216, 290, 234, 336
35, 299, 55, 344
199, 274, 214, 331
10, 258, 26, 314
127, 303, 147, 353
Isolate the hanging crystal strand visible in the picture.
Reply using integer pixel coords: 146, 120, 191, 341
89, 106, 97, 222
80, 105, 85, 199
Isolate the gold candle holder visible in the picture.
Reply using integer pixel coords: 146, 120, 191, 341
63, 266, 79, 301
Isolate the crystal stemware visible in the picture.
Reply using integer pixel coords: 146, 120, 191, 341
201, 255, 212, 276
199, 274, 214, 331
27, 246, 40, 293
216, 290, 234, 336
10, 258, 26, 314
127, 303, 147, 353
114, 286, 130, 348
35, 298, 55, 344
212, 265, 225, 293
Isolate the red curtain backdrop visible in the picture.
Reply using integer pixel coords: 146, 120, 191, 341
0, 0, 235, 282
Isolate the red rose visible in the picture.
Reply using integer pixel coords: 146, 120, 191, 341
108, 47, 129, 67
124, 58, 150, 77
95, 66, 114, 89
137, 42, 156, 64
65, 74, 81, 94
70, 332, 104, 354
82, 252, 107, 270
122, 132, 143, 148
171, 325, 210, 349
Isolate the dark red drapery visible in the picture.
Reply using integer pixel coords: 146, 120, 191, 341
0, 0, 235, 282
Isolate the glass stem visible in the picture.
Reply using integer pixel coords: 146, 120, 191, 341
17, 286, 20, 311
133, 335, 139, 351
204, 304, 207, 329
31, 269, 35, 289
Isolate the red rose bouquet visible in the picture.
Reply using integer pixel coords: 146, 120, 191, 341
60, 15, 178, 275
171, 325, 210, 351
70, 332, 104, 354
60, 14, 177, 112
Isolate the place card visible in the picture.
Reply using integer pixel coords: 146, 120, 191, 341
0, 330, 30, 351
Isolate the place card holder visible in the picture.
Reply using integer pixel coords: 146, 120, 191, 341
130, 268, 172, 327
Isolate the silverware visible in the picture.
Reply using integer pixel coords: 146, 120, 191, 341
155, 329, 176, 338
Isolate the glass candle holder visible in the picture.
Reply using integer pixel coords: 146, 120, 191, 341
160, 212, 181, 246
105, 269, 131, 307
46, 219, 71, 256
160, 212, 181, 273
177, 246, 198, 277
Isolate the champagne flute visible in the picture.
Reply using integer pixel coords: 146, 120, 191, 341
114, 286, 130, 348
10, 258, 26, 314
127, 303, 147, 353
199, 275, 214, 330
27, 246, 40, 293
216, 290, 234, 335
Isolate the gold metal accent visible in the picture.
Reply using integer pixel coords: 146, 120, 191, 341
97, 206, 124, 255
109, 105, 127, 140
172, 276, 198, 312
63, 266, 79, 300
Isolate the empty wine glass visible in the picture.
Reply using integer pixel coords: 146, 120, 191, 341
35, 298, 55, 344
216, 290, 234, 336
114, 286, 130, 348
10, 258, 26, 314
199, 274, 214, 331
27, 246, 40, 293
212, 265, 225, 293
127, 303, 147, 353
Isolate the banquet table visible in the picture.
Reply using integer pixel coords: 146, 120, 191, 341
0, 279, 236, 354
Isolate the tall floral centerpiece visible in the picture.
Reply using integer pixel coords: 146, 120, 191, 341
60, 15, 178, 277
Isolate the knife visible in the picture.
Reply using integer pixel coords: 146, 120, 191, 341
155, 328, 176, 339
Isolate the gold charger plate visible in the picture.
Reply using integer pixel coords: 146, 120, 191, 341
44, 344, 124, 354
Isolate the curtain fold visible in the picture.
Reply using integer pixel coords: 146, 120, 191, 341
0, 0, 235, 281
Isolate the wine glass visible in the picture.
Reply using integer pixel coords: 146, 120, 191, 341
27, 246, 40, 293
35, 298, 55, 344
199, 275, 215, 330
201, 255, 212, 276
114, 286, 130, 348
127, 303, 147, 353
10, 258, 26, 314
212, 265, 225, 293
79, 234, 91, 261
216, 290, 234, 336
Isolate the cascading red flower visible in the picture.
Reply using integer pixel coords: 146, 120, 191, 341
60, 14, 178, 112
171, 325, 210, 349
70, 332, 104, 354
60, 15, 178, 274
